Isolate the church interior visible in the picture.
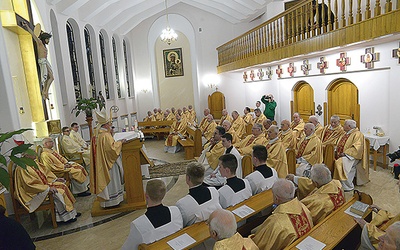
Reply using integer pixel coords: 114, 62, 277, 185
1, 0, 400, 249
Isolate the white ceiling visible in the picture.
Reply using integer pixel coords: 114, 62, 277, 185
46, 0, 271, 34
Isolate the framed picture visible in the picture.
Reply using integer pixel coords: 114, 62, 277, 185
163, 48, 184, 77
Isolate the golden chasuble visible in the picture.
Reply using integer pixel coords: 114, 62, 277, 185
231, 116, 246, 138
90, 128, 122, 194
243, 114, 253, 124
301, 180, 345, 224
280, 129, 295, 149
266, 139, 288, 178
252, 198, 313, 250
205, 141, 225, 170
321, 125, 345, 146
213, 233, 259, 250
295, 133, 323, 165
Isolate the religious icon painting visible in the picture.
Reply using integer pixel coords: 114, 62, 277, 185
287, 63, 296, 77
266, 66, 273, 80
257, 68, 264, 80
163, 48, 184, 77
243, 71, 248, 82
336, 52, 350, 71
276, 65, 283, 78
361, 47, 379, 69
250, 70, 255, 81
317, 57, 328, 74
392, 42, 400, 64
301, 60, 311, 75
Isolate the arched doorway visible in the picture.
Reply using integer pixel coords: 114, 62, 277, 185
292, 81, 315, 120
327, 78, 360, 126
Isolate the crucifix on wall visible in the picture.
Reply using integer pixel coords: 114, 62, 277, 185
287, 63, 296, 77
392, 42, 400, 63
317, 57, 328, 74
301, 60, 311, 75
361, 47, 380, 69
336, 52, 351, 71
276, 65, 283, 78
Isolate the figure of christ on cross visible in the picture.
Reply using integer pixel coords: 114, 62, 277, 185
22, 22, 54, 100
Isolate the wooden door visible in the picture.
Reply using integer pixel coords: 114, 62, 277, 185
293, 81, 315, 119
208, 91, 225, 119
328, 79, 360, 126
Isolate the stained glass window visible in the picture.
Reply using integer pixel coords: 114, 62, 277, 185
99, 32, 110, 99
84, 27, 96, 98
66, 21, 82, 99
112, 37, 121, 98
123, 40, 131, 97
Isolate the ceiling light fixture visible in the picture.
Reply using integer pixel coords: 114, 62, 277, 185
160, 0, 177, 45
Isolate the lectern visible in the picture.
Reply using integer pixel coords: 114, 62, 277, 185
91, 138, 149, 216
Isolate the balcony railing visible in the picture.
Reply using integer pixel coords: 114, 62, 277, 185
217, 0, 399, 73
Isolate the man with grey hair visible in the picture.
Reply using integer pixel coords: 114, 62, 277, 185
252, 179, 313, 249
231, 110, 246, 138
235, 123, 267, 155
176, 162, 221, 227
262, 119, 273, 138
280, 119, 295, 149
209, 209, 259, 250
333, 119, 368, 191
201, 114, 218, 144
288, 164, 345, 223
291, 112, 305, 141
41, 137, 89, 195
253, 108, 267, 126
308, 115, 323, 139
222, 120, 240, 144
295, 123, 323, 177
357, 218, 400, 249
199, 108, 211, 130
219, 109, 233, 126
320, 115, 345, 147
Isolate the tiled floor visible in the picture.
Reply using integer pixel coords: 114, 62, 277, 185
25, 138, 400, 249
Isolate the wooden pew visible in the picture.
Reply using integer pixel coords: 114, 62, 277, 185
138, 189, 274, 250
242, 154, 253, 177
285, 196, 373, 250
138, 120, 174, 139
286, 148, 296, 174
245, 123, 253, 137
178, 126, 202, 160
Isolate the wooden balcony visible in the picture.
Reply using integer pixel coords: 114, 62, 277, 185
217, 0, 400, 73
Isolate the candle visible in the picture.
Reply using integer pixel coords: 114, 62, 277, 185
124, 117, 129, 127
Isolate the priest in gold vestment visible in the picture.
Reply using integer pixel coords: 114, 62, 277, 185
14, 159, 79, 222
235, 123, 267, 156
279, 119, 295, 149
218, 109, 233, 126
295, 123, 323, 177
253, 109, 266, 127
198, 126, 226, 178
290, 164, 345, 224
266, 125, 288, 178
143, 111, 156, 122
243, 107, 253, 125
308, 115, 323, 139
70, 122, 89, 149
231, 111, 246, 138
61, 126, 90, 167
164, 113, 188, 153
90, 109, 126, 208
252, 179, 313, 250
41, 137, 89, 195
320, 115, 345, 147
201, 114, 218, 144
333, 119, 369, 191
291, 112, 305, 142
188, 105, 197, 124
198, 108, 211, 130
209, 209, 259, 250
222, 120, 240, 144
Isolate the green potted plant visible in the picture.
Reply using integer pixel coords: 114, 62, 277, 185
0, 129, 37, 190
71, 97, 102, 140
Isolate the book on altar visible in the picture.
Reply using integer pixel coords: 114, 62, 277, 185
114, 131, 140, 142
350, 201, 369, 216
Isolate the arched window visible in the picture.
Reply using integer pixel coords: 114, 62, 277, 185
99, 32, 110, 99
112, 37, 121, 98
66, 21, 82, 99
123, 40, 131, 98
84, 27, 96, 98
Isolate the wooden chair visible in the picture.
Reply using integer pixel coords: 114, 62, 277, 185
245, 123, 253, 137
353, 189, 373, 205
8, 162, 58, 228
57, 134, 85, 166
36, 145, 71, 186
286, 148, 296, 174
241, 154, 253, 177
323, 144, 335, 177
